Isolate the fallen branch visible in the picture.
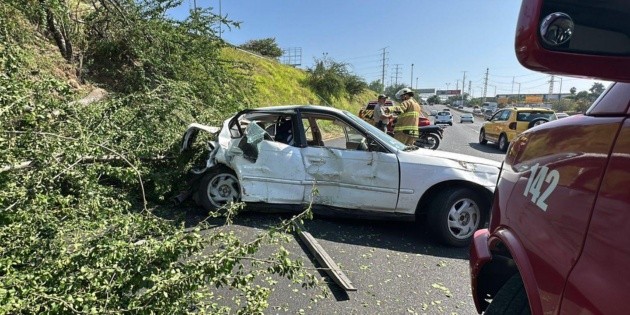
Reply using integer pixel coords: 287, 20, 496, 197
1, 131, 151, 212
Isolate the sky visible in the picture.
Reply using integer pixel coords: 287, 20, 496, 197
169, 0, 610, 97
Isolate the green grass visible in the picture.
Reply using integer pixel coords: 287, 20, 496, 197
221, 47, 377, 114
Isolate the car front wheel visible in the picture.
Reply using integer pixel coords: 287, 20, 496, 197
427, 187, 487, 247
195, 165, 241, 212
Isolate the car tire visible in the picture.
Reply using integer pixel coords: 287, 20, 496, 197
479, 129, 487, 145
195, 165, 241, 212
498, 134, 509, 152
449, 122, 453, 126
427, 187, 488, 247
528, 117, 549, 128
484, 274, 530, 315
415, 133, 440, 150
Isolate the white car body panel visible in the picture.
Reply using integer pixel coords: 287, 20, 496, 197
302, 147, 399, 211
394, 149, 501, 214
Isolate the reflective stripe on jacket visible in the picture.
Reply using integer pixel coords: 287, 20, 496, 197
393, 99, 421, 137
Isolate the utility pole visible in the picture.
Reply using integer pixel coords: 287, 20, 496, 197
468, 80, 472, 97
548, 75, 555, 104
219, 0, 222, 39
393, 64, 402, 86
511, 76, 515, 94
483, 68, 489, 103
461, 71, 467, 105
410, 63, 414, 89
380, 47, 387, 91
517, 82, 522, 104
416, 77, 419, 90
445, 83, 450, 103
558, 77, 562, 104
456, 80, 459, 91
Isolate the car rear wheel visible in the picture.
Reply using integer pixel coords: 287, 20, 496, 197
427, 187, 487, 247
484, 274, 530, 315
498, 134, 509, 152
479, 129, 487, 145
415, 133, 440, 150
195, 166, 241, 212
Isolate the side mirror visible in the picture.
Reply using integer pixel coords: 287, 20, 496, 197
367, 138, 384, 152
515, 0, 630, 82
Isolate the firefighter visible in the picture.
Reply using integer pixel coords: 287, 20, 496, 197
393, 87, 422, 145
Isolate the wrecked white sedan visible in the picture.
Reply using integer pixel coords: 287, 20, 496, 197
181, 105, 500, 247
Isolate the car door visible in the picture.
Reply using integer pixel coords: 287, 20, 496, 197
298, 111, 400, 211
486, 109, 510, 142
227, 112, 306, 204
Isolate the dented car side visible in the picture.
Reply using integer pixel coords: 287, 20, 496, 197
182, 105, 501, 246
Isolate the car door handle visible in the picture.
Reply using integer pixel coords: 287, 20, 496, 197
308, 158, 325, 165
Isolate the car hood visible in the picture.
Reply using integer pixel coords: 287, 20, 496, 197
398, 148, 502, 169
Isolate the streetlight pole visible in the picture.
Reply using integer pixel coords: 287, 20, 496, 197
416, 77, 418, 90
410, 64, 414, 89
517, 82, 522, 104
559, 77, 563, 106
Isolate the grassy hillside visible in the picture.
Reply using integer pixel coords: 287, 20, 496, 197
222, 47, 377, 113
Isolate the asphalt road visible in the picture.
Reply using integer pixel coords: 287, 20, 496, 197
182, 109, 509, 314
427, 104, 506, 163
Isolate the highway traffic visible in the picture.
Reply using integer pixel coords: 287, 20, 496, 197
427, 105, 506, 163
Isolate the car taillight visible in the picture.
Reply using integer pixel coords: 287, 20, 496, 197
509, 122, 517, 130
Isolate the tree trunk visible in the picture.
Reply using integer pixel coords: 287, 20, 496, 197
40, 0, 73, 62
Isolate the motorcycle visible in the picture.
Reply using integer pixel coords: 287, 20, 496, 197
386, 117, 443, 150
414, 125, 443, 150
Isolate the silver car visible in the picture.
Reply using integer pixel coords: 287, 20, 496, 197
181, 105, 500, 246
435, 111, 453, 126
460, 113, 474, 123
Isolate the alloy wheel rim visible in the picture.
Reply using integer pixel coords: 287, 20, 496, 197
447, 198, 481, 239
207, 173, 240, 208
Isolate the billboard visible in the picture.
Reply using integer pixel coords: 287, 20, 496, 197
525, 95, 544, 103
416, 88, 436, 94
436, 90, 461, 96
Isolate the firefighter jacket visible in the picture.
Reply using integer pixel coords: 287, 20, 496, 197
393, 98, 421, 137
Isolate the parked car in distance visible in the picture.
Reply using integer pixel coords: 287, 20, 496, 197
479, 107, 556, 151
473, 108, 482, 114
470, 0, 630, 314
181, 105, 501, 247
460, 113, 474, 123
458, 105, 464, 110
435, 111, 453, 126
429, 109, 439, 116
555, 112, 569, 119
